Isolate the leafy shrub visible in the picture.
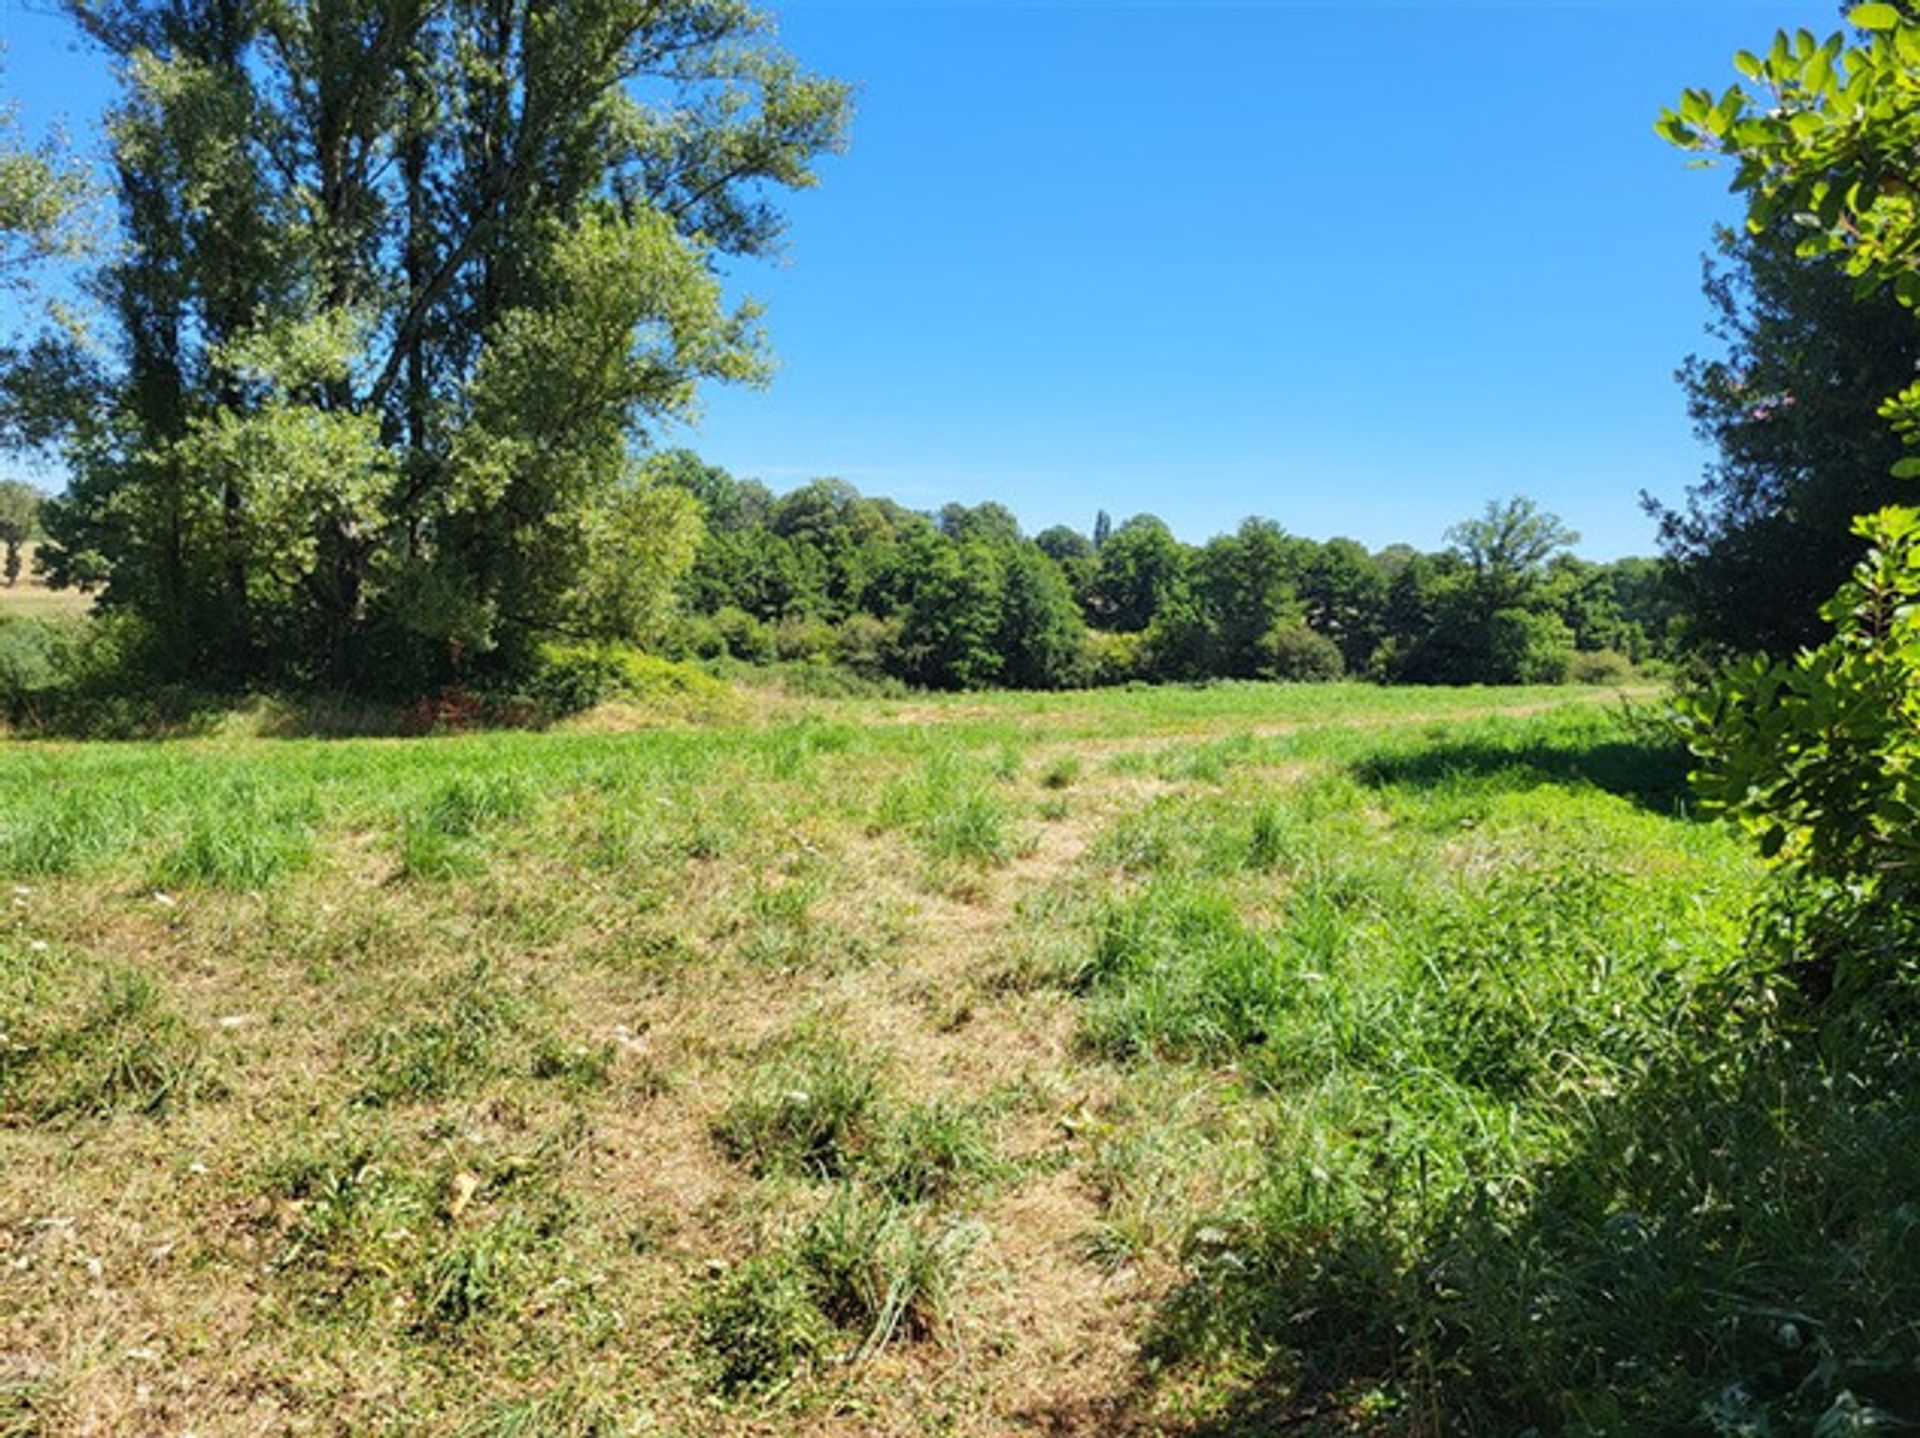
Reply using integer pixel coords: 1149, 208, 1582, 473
1568, 648, 1635, 685
1081, 630, 1147, 687
1262, 622, 1345, 682
831, 612, 902, 679
0, 614, 224, 736
773, 616, 836, 663
0, 618, 76, 719
714, 606, 776, 663
526, 642, 733, 718
729, 658, 905, 700
1682, 505, 1920, 950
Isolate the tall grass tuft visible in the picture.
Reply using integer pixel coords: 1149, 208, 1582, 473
714, 1035, 885, 1178
3, 967, 214, 1121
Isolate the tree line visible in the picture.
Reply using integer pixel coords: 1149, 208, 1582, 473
641, 457, 1674, 691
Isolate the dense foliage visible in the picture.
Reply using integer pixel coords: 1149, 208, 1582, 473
1655, 222, 1920, 656
1666, 5, 1920, 934
1683, 506, 1919, 930
651, 463, 1674, 692
7, 0, 849, 691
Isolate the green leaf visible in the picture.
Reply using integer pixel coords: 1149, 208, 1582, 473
1849, 3, 1901, 31
1889, 457, 1920, 479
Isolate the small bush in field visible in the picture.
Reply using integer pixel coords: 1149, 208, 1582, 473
1263, 622, 1345, 683
1568, 648, 1634, 685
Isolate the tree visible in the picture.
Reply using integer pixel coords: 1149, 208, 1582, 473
1034, 525, 1094, 564
1087, 515, 1189, 633
1191, 519, 1309, 678
1652, 224, 1920, 654
0, 69, 94, 462
0, 91, 88, 290
36, 0, 850, 687
0, 479, 41, 587
1445, 496, 1578, 611
1664, 4, 1920, 943
895, 532, 1003, 689
937, 501, 1022, 546
996, 543, 1085, 689
1378, 498, 1578, 685
1298, 537, 1387, 672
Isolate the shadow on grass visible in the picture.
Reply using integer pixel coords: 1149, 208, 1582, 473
1137, 971, 1920, 1436
1351, 735, 1696, 815
5, 687, 557, 741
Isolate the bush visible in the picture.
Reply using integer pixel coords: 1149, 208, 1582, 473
1487, 607, 1574, 685
0, 618, 78, 719
525, 642, 733, 718
1682, 504, 1920, 951
664, 610, 727, 661
773, 616, 837, 664
713, 606, 776, 663
1081, 630, 1147, 687
1262, 622, 1345, 683
710, 656, 906, 700
1568, 648, 1635, 685
831, 612, 902, 679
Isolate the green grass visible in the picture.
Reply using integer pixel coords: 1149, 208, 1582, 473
5, 680, 1870, 1436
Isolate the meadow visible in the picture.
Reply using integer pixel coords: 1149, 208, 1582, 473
0, 550, 91, 625
5, 679, 1906, 1436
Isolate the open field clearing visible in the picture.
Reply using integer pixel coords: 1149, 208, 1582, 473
0, 551, 90, 624
0, 683, 1786, 1433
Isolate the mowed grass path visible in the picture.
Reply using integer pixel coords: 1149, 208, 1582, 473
0, 683, 1756, 1435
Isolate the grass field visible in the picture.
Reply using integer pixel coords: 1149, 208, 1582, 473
0, 548, 91, 623
0, 681, 1787, 1434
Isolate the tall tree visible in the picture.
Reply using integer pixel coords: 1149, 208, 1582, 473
1191, 518, 1308, 678
1087, 514, 1188, 633
1445, 496, 1578, 611
38, 0, 849, 686
1651, 224, 1920, 655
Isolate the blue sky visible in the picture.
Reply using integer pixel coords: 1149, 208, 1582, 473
1, 0, 1842, 557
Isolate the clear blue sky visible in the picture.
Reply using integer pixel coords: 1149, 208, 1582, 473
0, 0, 1842, 557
